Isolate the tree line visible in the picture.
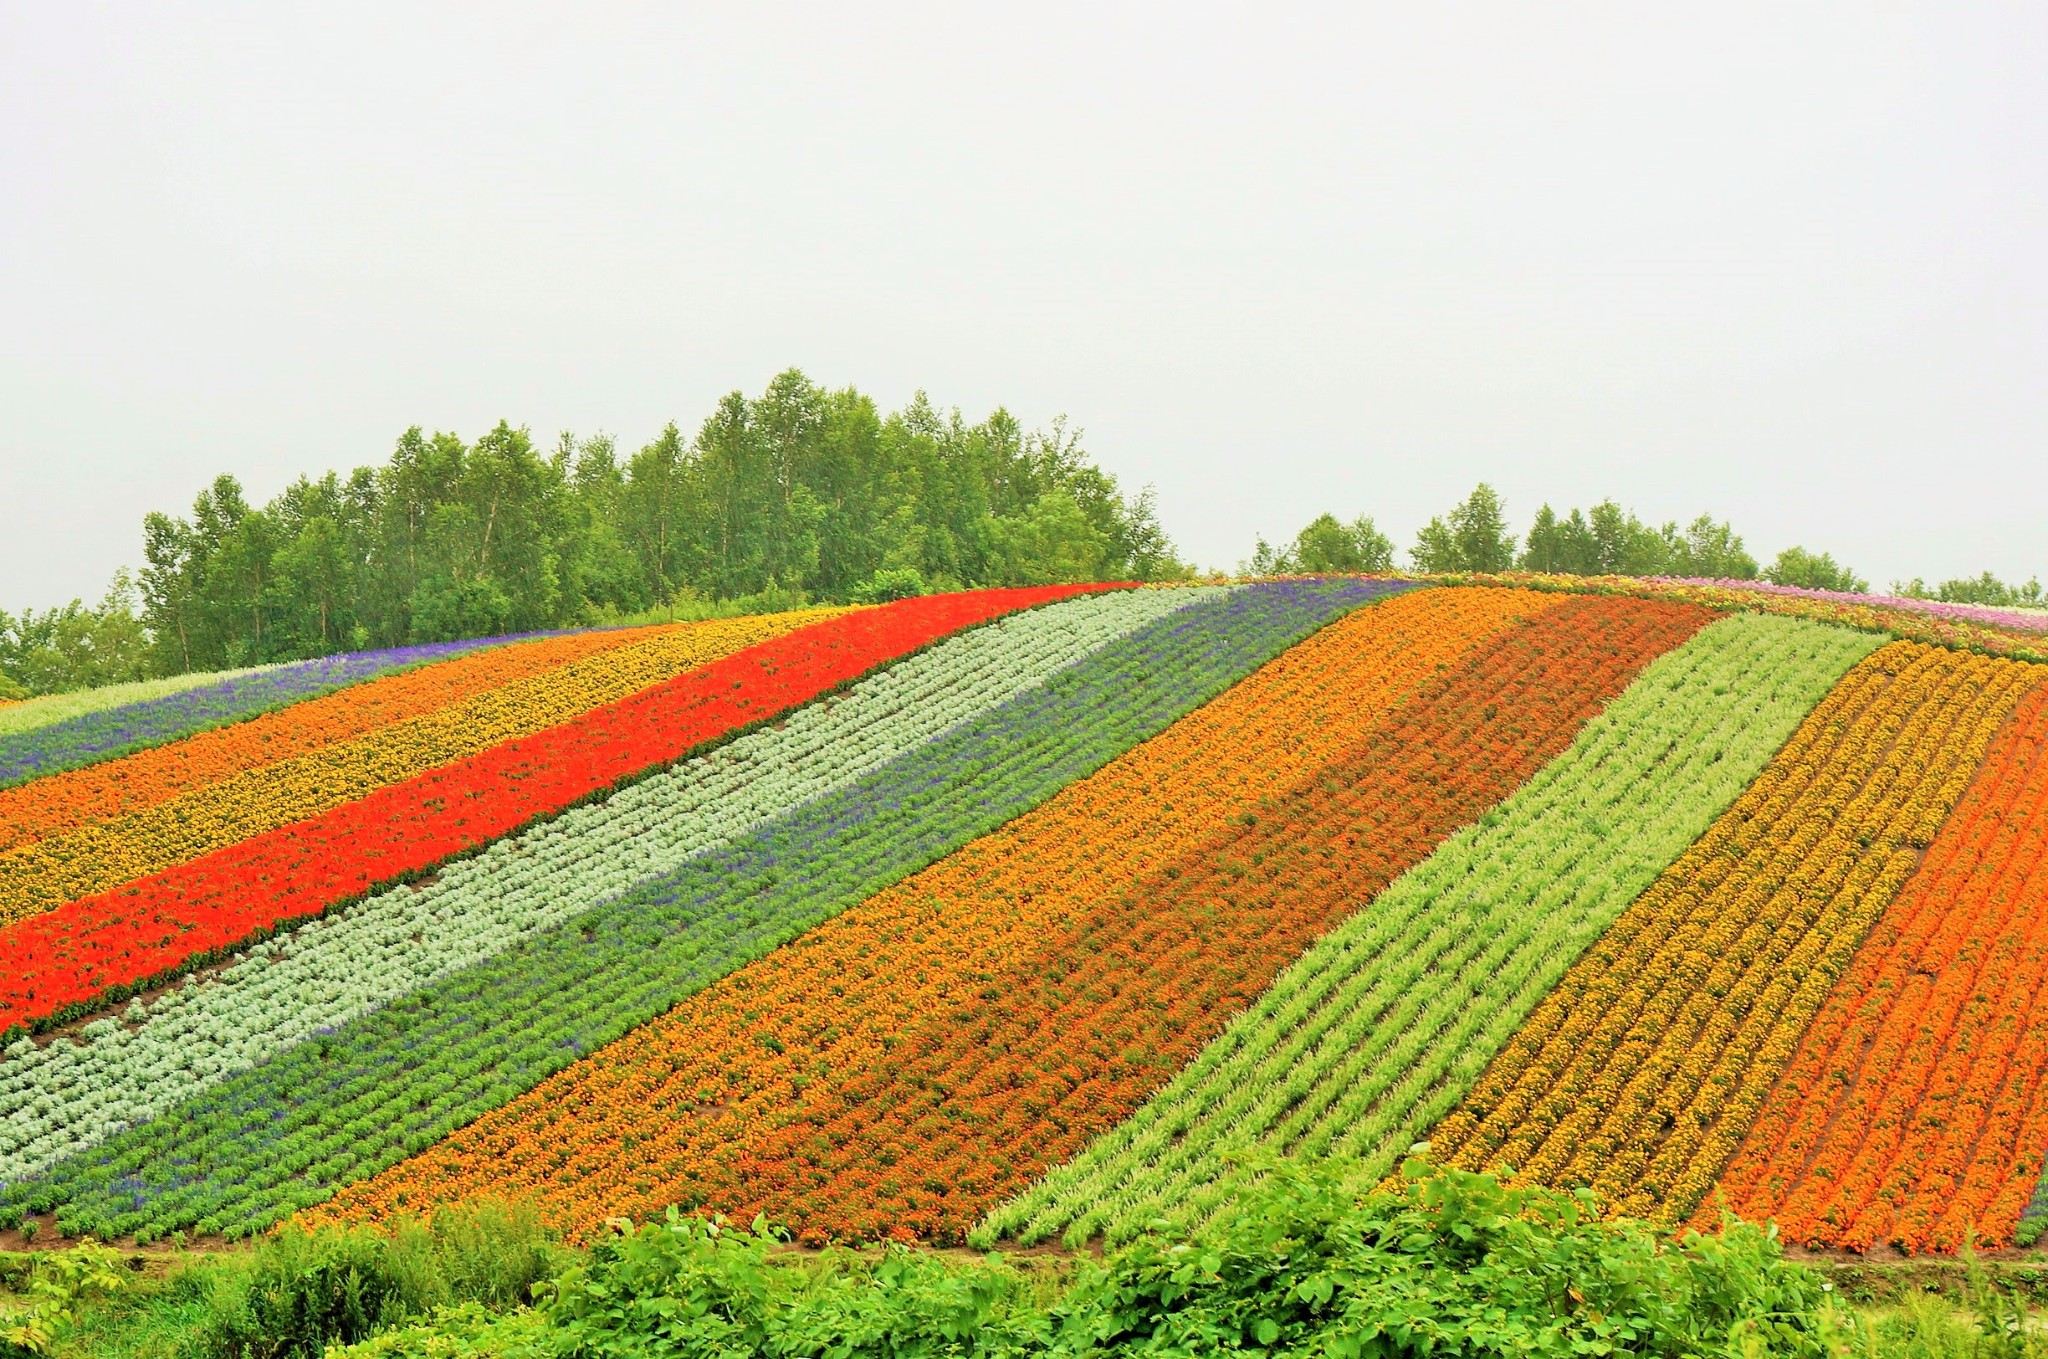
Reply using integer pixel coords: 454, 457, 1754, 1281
1248, 483, 2041, 605
1, 371, 1186, 698
4, 434, 2040, 700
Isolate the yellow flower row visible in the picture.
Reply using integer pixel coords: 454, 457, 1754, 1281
0, 610, 844, 925
1427, 640, 2037, 1225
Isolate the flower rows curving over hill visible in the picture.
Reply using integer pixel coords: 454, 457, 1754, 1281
1, 575, 2045, 1256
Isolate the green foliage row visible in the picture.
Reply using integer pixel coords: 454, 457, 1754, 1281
338, 1161, 1851, 1359
24, 1165, 2048, 1357
5, 1201, 563, 1359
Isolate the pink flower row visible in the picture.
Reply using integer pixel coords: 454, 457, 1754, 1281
1655, 578, 2048, 636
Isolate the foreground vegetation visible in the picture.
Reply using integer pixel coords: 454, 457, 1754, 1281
14, 1162, 2023, 1359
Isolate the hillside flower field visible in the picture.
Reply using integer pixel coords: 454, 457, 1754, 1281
2, 573, 2047, 1270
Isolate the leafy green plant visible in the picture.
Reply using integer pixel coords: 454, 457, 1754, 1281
481, 1160, 1859, 1358
0, 1240, 128, 1356
1039, 1156, 1847, 1358
191, 1200, 562, 1359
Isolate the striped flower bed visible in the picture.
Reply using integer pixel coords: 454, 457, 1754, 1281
6, 577, 2048, 1257
0, 634, 539, 789
324, 592, 1704, 1243
0, 586, 1206, 1187
1, 579, 1399, 1239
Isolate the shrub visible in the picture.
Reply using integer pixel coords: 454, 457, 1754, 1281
521, 1160, 1852, 1358
196, 1200, 563, 1359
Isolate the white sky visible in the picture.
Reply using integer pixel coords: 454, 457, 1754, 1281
2, 3, 2043, 606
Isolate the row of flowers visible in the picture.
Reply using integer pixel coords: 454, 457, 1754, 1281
0, 589, 1088, 1034
313, 585, 1571, 1242
990, 611, 1880, 1248
1426, 571, 2048, 665
1427, 641, 2035, 1228
1655, 577, 2048, 636
0, 578, 1392, 1241
0, 586, 1209, 1185
1705, 680, 2048, 1252
3, 666, 276, 735
0, 624, 681, 851
0, 632, 531, 789
0, 613, 828, 922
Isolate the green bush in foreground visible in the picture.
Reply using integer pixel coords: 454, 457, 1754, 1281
349, 1159, 1854, 1358
45, 1160, 2048, 1357
8, 1200, 564, 1359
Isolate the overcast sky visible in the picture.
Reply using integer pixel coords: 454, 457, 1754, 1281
3, 3, 2043, 608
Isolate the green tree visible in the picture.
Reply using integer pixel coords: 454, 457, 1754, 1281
1663, 513, 1758, 579
106, 370, 1187, 677
201, 497, 280, 664
1765, 546, 1869, 594
989, 489, 1112, 584
1250, 512, 1396, 575
269, 515, 352, 653
1294, 513, 1394, 573
0, 572, 153, 696
554, 432, 645, 620
1584, 500, 1668, 575
621, 423, 696, 613
1895, 570, 2044, 607
1519, 505, 1598, 574
363, 428, 464, 645
139, 510, 199, 673
1412, 483, 1516, 573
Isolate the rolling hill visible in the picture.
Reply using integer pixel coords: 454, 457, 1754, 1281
2, 576, 2045, 1258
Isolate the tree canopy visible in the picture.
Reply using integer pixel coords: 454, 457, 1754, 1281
1255, 485, 1768, 582
1761, 546, 1869, 594
124, 371, 1185, 677
1245, 514, 1395, 577
1894, 569, 2043, 608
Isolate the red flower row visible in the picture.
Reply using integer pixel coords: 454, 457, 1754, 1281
0, 587, 1102, 1036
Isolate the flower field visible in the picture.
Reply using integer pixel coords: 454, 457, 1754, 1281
1, 576, 2046, 1257
0, 625, 668, 846
0, 634, 527, 787
0, 611, 833, 922
0, 584, 1204, 1187
316, 588, 1672, 1241
1430, 642, 2037, 1228
988, 611, 1882, 1246
1703, 681, 2048, 1251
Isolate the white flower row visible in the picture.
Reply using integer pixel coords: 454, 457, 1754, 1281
0, 586, 1224, 1184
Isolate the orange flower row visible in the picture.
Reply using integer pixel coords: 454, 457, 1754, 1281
0, 625, 666, 853
1703, 679, 2048, 1252
1427, 641, 2038, 1227
315, 585, 1582, 1240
